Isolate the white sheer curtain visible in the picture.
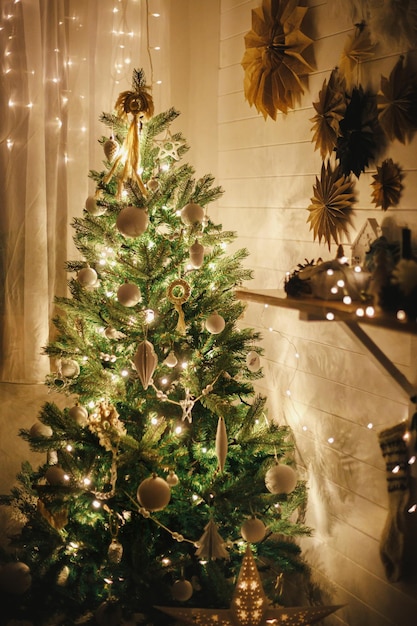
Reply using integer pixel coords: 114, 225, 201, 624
0, 0, 172, 384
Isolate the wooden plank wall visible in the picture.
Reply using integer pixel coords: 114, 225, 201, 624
215, 1, 417, 624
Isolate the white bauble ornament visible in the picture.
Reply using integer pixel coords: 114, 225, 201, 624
116, 206, 149, 237
117, 283, 141, 307
0, 562, 32, 595
95, 601, 123, 626
180, 202, 204, 226
45, 465, 68, 486
147, 177, 159, 191
133, 340, 158, 390
164, 351, 178, 368
171, 578, 193, 602
265, 463, 297, 495
241, 516, 266, 543
29, 421, 52, 438
215, 416, 228, 472
107, 539, 123, 564
77, 267, 98, 287
189, 240, 204, 268
85, 195, 106, 216
60, 359, 80, 378
69, 404, 88, 427
205, 312, 225, 334
137, 474, 171, 511
103, 137, 119, 162
246, 351, 261, 372
166, 469, 179, 487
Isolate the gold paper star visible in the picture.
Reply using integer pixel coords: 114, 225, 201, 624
156, 546, 342, 625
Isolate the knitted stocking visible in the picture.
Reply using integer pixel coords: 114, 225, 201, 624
378, 421, 410, 582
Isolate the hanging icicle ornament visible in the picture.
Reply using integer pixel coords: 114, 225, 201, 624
215, 416, 228, 472
133, 340, 158, 390
195, 519, 229, 560
103, 69, 154, 198
167, 278, 191, 335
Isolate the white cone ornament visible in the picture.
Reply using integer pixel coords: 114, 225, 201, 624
30, 421, 53, 438
180, 202, 204, 226
0, 562, 32, 595
189, 240, 204, 268
215, 416, 228, 472
246, 351, 261, 373
77, 267, 98, 288
103, 137, 119, 162
164, 351, 178, 368
117, 283, 141, 307
45, 466, 68, 486
107, 539, 123, 564
241, 516, 266, 543
69, 404, 88, 427
133, 340, 158, 390
85, 195, 106, 216
265, 463, 297, 495
171, 578, 193, 602
137, 474, 171, 511
116, 206, 149, 237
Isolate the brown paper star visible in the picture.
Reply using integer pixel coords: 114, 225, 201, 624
241, 0, 314, 120
371, 158, 404, 211
307, 161, 356, 250
311, 68, 346, 159
377, 55, 417, 144
156, 546, 342, 625
339, 22, 376, 89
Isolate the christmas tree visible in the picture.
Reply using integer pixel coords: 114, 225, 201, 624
0, 69, 311, 626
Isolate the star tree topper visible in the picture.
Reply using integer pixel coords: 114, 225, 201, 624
156, 546, 342, 625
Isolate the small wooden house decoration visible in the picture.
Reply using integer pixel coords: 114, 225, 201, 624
351, 218, 382, 266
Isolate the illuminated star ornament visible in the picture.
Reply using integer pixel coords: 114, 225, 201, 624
156, 546, 342, 625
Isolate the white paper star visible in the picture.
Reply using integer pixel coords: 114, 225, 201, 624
155, 131, 184, 161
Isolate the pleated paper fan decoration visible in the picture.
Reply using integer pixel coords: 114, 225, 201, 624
339, 22, 376, 89
377, 55, 417, 145
241, 0, 314, 120
307, 161, 356, 250
311, 68, 347, 160
371, 158, 404, 211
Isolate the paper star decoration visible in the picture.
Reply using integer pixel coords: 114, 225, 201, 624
156, 546, 342, 625
155, 130, 184, 160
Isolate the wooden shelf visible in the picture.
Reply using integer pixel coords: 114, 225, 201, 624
235, 288, 417, 335
235, 288, 417, 399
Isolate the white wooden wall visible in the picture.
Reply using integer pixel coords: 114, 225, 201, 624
215, 1, 417, 624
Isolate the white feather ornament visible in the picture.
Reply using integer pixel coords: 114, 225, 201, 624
133, 340, 158, 389
215, 416, 228, 472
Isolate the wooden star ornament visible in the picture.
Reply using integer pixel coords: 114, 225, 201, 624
156, 546, 343, 625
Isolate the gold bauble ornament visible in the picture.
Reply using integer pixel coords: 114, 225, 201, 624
117, 283, 141, 307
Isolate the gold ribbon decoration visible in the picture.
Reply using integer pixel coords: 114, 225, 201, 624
167, 278, 191, 335
104, 70, 154, 198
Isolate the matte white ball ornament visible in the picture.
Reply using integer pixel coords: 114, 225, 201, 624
205, 311, 226, 334
171, 578, 193, 602
85, 195, 106, 216
137, 474, 171, 511
77, 267, 98, 287
45, 466, 68, 486
265, 463, 297, 495
241, 516, 267, 543
166, 469, 179, 487
246, 351, 261, 372
69, 404, 88, 427
29, 421, 53, 438
117, 283, 141, 307
0, 562, 32, 595
116, 206, 149, 237
180, 202, 204, 226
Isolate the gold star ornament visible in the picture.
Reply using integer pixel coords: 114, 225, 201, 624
156, 546, 343, 625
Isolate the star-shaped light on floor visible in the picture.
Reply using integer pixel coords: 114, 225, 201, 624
156, 546, 343, 625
